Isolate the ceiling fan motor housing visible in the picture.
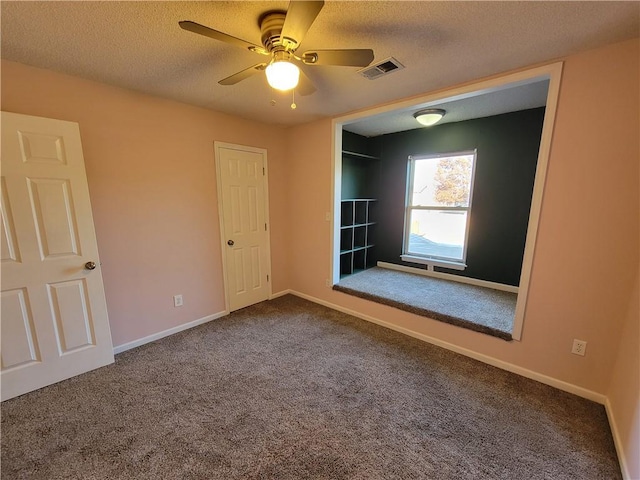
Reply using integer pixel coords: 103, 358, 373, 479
179, 1, 373, 95
260, 12, 298, 52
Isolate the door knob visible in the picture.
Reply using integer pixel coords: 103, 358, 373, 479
227, 240, 234, 246
85, 261, 97, 270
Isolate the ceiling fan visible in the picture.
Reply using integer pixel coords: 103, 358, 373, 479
179, 1, 374, 96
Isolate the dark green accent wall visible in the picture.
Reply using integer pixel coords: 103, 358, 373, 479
369, 107, 546, 286
341, 131, 379, 200
342, 130, 374, 155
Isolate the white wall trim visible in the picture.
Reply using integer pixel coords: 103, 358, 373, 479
511, 62, 564, 342
335, 63, 564, 125
271, 289, 293, 299
400, 255, 467, 271
288, 289, 606, 404
113, 310, 228, 354
331, 124, 343, 285
605, 398, 632, 480
378, 261, 518, 293
332, 62, 564, 343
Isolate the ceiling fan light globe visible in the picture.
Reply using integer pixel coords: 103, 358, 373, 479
414, 109, 446, 127
266, 60, 300, 91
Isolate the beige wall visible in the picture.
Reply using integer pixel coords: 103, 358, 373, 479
285, 36, 639, 474
608, 271, 639, 479
0, 60, 290, 347
1, 37, 637, 475
287, 37, 639, 395
286, 118, 334, 291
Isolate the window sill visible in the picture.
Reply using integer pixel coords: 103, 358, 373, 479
400, 254, 467, 271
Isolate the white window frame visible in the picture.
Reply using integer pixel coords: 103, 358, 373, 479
401, 150, 477, 270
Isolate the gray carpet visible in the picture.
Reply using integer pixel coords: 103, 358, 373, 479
1, 295, 620, 479
334, 267, 516, 340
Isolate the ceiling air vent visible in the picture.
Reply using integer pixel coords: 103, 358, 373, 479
358, 57, 404, 80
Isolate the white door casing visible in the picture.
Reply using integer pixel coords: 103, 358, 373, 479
1, 112, 114, 401
215, 142, 271, 312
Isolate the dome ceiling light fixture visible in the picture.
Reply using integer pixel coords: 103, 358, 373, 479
265, 50, 300, 91
414, 108, 446, 127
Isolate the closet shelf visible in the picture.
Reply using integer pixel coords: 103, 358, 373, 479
340, 199, 377, 277
340, 222, 376, 230
342, 150, 380, 160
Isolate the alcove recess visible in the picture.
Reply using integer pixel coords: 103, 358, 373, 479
340, 130, 380, 277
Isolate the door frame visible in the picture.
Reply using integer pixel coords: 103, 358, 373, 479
213, 141, 272, 313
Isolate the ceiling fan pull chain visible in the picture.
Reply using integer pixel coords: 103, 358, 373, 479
291, 89, 297, 110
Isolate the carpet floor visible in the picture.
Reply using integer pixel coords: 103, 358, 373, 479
334, 267, 516, 340
1, 295, 620, 479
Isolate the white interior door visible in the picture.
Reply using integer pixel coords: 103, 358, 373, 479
1, 112, 114, 401
215, 143, 271, 312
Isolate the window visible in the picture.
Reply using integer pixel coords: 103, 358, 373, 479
402, 150, 477, 269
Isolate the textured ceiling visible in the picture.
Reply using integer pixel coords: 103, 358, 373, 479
1, 1, 638, 130
345, 79, 550, 137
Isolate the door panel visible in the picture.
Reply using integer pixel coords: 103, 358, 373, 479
48, 279, 95, 353
1, 178, 21, 263
28, 178, 80, 258
1, 112, 114, 401
1, 288, 40, 369
17, 130, 68, 165
216, 144, 270, 312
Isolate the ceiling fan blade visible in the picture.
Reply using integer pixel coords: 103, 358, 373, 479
280, 1, 324, 48
179, 21, 268, 55
219, 63, 268, 86
302, 49, 374, 67
296, 69, 317, 96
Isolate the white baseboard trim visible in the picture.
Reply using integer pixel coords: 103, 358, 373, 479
378, 261, 519, 293
289, 289, 606, 404
605, 398, 632, 480
270, 289, 293, 299
113, 291, 299, 355
113, 310, 228, 354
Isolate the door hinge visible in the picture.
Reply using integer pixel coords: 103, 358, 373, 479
267, 274, 269, 282
265, 223, 267, 231
263, 167, 265, 176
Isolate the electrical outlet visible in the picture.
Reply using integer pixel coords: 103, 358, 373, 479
571, 339, 587, 356
173, 294, 183, 307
